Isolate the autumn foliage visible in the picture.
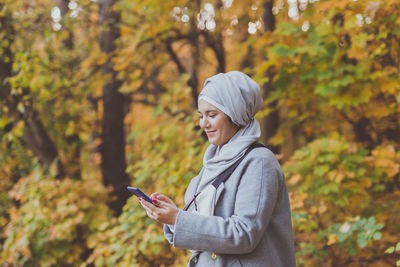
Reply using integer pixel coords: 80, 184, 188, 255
0, 0, 399, 266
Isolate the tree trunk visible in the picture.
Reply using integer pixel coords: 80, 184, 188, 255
262, 0, 280, 154
21, 105, 65, 175
99, 0, 130, 215
188, 1, 201, 110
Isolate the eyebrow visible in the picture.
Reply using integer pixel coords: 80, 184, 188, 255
197, 109, 219, 114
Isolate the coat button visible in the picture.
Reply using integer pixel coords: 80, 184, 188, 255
211, 253, 217, 260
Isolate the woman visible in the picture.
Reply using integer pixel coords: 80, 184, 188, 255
139, 71, 296, 267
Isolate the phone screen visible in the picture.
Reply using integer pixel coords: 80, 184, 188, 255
127, 186, 153, 203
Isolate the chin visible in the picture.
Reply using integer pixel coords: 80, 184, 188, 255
208, 138, 218, 146
210, 140, 223, 146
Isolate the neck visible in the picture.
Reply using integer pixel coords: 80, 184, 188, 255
219, 126, 241, 149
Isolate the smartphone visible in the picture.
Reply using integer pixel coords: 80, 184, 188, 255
127, 186, 153, 204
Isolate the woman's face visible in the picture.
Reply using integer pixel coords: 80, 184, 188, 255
198, 99, 239, 146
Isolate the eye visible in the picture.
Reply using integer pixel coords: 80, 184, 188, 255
209, 113, 216, 118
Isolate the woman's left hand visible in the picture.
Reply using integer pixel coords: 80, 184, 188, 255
139, 193, 179, 225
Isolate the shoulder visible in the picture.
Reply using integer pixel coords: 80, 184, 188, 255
241, 145, 284, 181
245, 145, 280, 166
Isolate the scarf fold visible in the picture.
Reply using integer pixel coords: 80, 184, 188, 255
197, 119, 261, 191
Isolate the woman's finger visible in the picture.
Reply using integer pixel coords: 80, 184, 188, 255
144, 208, 152, 217
140, 198, 157, 212
140, 200, 151, 212
155, 194, 175, 205
152, 198, 169, 208
150, 192, 161, 199
141, 203, 158, 220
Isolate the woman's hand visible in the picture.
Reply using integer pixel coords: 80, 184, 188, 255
139, 193, 179, 225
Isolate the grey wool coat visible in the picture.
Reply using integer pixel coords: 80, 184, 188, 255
164, 146, 296, 267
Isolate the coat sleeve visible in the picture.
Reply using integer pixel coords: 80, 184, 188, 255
172, 154, 282, 254
163, 224, 174, 244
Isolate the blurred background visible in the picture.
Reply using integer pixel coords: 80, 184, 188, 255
0, 0, 399, 266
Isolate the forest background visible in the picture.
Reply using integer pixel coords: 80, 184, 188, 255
0, 0, 399, 266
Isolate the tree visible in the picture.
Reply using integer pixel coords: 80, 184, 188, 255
99, 0, 131, 215
261, 0, 280, 153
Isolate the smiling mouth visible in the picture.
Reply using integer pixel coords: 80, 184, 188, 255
206, 130, 216, 136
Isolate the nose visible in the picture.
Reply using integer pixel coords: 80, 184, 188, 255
200, 117, 210, 129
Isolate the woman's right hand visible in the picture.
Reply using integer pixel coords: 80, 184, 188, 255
139, 192, 179, 225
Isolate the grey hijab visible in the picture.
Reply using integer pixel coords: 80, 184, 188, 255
197, 71, 263, 190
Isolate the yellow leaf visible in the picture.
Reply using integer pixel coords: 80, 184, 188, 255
289, 191, 305, 209
348, 47, 368, 60
327, 234, 338, 245
361, 178, 372, 188
364, 104, 391, 118
96, 53, 108, 65
80, 58, 91, 70
372, 145, 400, 177
289, 174, 301, 185
328, 170, 345, 183
120, 25, 131, 36
349, 195, 364, 207
113, 59, 129, 71
318, 201, 327, 214
310, 206, 318, 214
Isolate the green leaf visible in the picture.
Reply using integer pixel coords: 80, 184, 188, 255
393, 28, 400, 35
385, 246, 395, 254
357, 238, 367, 248
366, 217, 376, 228
314, 165, 330, 176
276, 22, 301, 36
349, 247, 357, 256
315, 84, 336, 96
270, 44, 295, 56
372, 232, 381, 240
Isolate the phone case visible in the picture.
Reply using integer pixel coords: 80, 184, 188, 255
127, 186, 153, 203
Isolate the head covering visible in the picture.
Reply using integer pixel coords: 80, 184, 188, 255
197, 71, 263, 190
198, 71, 262, 126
